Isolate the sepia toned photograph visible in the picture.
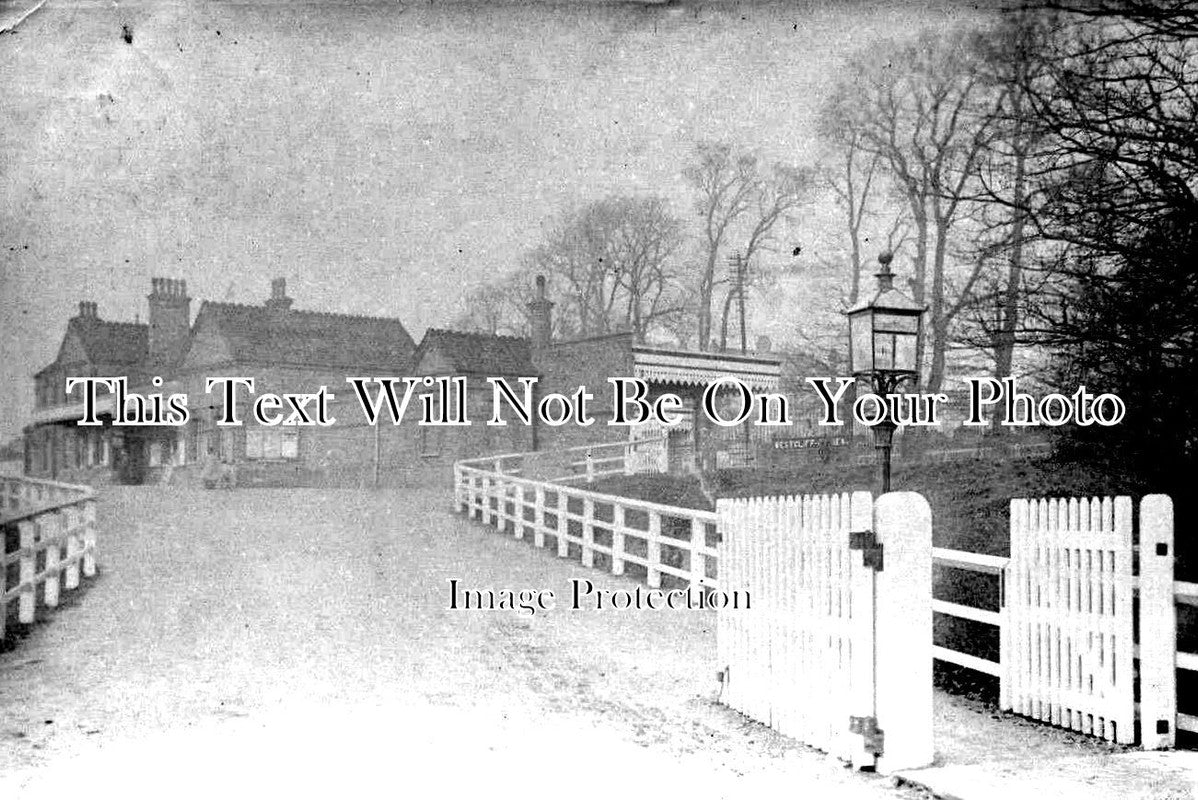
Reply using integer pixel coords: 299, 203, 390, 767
1, 0, 1195, 797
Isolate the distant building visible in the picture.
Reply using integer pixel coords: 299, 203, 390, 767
407, 276, 784, 483
24, 277, 416, 487
24, 274, 783, 487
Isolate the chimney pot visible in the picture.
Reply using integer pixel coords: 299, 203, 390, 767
266, 277, 293, 313
527, 274, 554, 351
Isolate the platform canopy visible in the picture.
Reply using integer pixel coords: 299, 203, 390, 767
631, 346, 781, 393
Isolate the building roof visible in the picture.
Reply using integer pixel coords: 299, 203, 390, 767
36, 318, 149, 376
414, 329, 536, 376
630, 345, 782, 392
196, 301, 417, 371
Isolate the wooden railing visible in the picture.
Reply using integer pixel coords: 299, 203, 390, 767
1, 476, 97, 640
930, 544, 1198, 738
455, 459, 717, 591
458, 435, 668, 486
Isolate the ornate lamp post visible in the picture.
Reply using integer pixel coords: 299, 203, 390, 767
846, 252, 926, 493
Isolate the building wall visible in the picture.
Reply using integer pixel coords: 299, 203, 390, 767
533, 332, 635, 453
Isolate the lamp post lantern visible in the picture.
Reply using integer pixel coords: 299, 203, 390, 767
845, 252, 927, 493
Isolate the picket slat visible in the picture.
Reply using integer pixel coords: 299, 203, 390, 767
1002, 494, 1138, 746
711, 491, 900, 772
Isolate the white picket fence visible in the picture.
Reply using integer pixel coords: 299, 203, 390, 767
1, 475, 98, 640
1006, 497, 1136, 743
933, 494, 1190, 748
716, 491, 934, 773
717, 493, 874, 766
455, 459, 717, 591
459, 436, 668, 486
453, 452, 1197, 753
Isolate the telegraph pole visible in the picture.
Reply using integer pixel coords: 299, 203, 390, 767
724, 251, 749, 353
737, 252, 747, 353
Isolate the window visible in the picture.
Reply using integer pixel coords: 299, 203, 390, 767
100, 435, 109, 467
198, 410, 215, 459
244, 426, 300, 461
280, 426, 298, 459
148, 440, 162, 467
245, 428, 264, 460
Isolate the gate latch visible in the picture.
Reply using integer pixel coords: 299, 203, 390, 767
849, 529, 884, 571
849, 715, 885, 756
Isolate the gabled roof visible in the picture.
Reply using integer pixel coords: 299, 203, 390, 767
44, 318, 148, 372
630, 345, 781, 392
845, 286, 926, 315
194, 301, 416, 371
414, 329, 536, 376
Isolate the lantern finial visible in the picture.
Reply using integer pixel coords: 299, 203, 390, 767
876, 252, 895, 291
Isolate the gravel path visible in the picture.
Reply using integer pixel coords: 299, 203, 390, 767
0, 488, 930, 799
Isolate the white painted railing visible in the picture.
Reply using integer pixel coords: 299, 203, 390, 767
454, 461, 1198, 747
931, 495, 1196, 745
1, 476, 98, 640
456, 435, 669, 485
455, 458, 716, 591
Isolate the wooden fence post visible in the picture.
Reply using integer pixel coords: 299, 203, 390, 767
482, 476, 493, 526
1114, 496, 1136, 744
556, 492, 569, 558
513, 486, 525, 540
533, 486, 546, 548
873, 491, 933, 774
453, 465, 464, 513
689, 518, 704, 592
472, 471, 481, 522
646, 513, 662, 588
64, 505, 80, 591
43, 512, 61, 608
848, 491, 877, 771
1139, 494, 1176, 750
581, 498, 594, 568
586, 450, 594, 483
611, 505, 625, 576
18, 519, 35, 623
83, 499, 97, 578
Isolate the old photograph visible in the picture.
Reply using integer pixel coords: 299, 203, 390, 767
1, 0, 1196, 797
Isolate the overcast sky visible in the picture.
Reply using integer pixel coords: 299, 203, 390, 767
0, 0, 988, 442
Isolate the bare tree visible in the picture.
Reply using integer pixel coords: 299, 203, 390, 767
683, 143, 811, 351
452, 280, 528, 336
822, 29, 1000, 391
817, 125, 890, 306
526, 195, 687, 341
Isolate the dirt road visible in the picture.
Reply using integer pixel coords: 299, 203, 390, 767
0, 488, 927, 798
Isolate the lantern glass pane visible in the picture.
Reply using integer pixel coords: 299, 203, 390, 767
850, 313, 872, 372
874, 313, 919, 334
895, 332, 918, 372
875, 333, 896, 370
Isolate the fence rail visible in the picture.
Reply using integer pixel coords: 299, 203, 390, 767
929, 500, 1197, 742
1, 476, 98, 640
457, 435, 668, 486
454, 455, 1198, 747
455, 458, 716, 591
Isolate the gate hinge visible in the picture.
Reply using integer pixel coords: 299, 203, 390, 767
849, 529, 884, 571
849, 715, 885, 756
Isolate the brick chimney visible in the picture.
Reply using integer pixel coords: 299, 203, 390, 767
75, 301, 99, 320
265, 277, 293, 315
147, 278, 191, 366
527, 274, 554, 351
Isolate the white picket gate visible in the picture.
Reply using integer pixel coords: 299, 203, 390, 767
716, 491, 933, 774
1001, 495, 1175, 746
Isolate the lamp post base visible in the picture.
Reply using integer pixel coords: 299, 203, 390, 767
872, 421, 897, 494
